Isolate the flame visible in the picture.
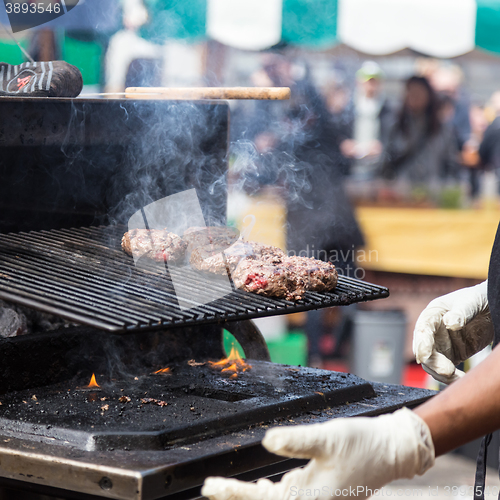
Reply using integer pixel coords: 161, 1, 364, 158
221, 363, 238, 372
88, 373, 100, 388
154, 367, 172, 374
208, 346, 252, 378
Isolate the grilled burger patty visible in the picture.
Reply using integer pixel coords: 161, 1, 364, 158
183, 226, 239, 251
284, 256, 338, 293
121, 229, 187, 263
190, 238, 337, 300
232, 259, 293, 300
190, 240, 286, 275
233, 257, 338, 301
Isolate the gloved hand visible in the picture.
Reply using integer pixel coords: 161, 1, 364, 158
202, 408, 434, 500
413, 281, 493, 385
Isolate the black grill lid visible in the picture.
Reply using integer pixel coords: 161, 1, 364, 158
0, 226, 389, 333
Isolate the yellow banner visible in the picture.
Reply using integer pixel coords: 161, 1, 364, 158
356, 207, 500, 279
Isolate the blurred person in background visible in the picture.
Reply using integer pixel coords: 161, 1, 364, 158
430, 64, 471, 151
324, 82, 351, 124
339, 61, 393, 183
240, 53, 364, 367
380, 76, 460, 202
479, 91, 500, 194
323, 80, 354, 177
104, 0, 164, 93
462, 103, 488, 200
422, 62, 476, 199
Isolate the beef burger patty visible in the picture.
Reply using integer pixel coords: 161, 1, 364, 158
121, 229, 187, 263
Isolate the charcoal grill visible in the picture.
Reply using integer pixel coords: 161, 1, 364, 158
0, 371, 432, 500
0, 97, 434, 500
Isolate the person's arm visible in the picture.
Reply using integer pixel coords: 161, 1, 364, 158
415, 342, 500, 457
203, 348, 500, 500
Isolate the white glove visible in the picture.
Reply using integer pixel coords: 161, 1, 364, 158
202, 408, 434, 500
413, 281, 493, 385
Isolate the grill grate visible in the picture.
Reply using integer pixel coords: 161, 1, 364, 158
0, 226, 389, 333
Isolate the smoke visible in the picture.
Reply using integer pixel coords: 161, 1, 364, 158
104, 99, 229, 227
226, 70, 364, 259
126, 189, 234, 311
229, 138, 312, 209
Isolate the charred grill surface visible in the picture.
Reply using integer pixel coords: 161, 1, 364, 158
0, 225, 389, 333
0, 361, 375, 451
0, 382, 435, 500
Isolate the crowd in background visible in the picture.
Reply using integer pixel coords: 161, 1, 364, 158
22, 0, 500, 212
231, 53, 500, 211
19, 0, 500, 212
97, 0, 500, 210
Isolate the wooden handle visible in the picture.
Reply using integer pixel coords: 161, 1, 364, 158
124, 87, 291, 100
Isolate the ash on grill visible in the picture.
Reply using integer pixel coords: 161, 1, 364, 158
0, 357, 375, 452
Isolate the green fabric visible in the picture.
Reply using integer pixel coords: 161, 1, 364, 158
135, 0, 338, 48
62, 35, 102, 86
282, 0, 338, 48
223, 329, 308, 366
475, 0, 500, 54
0, 38, 29, 65
139, 0, 206, 43
223, 330, 245, 358
267, 333, 307, 366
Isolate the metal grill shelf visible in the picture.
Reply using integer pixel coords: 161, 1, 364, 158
0, 226, 389, 333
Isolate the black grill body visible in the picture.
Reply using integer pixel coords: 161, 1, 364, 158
0, 98, 229, 232
0, 98, 433, 500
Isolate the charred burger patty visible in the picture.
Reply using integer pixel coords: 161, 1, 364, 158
190, 240, 286, 275
190, 239, 338, 300
233, 255, 338, 301
122, 228, 338, 300
121, 229, 187, 263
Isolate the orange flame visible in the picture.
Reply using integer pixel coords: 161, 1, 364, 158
208, 346, 251, 378
154, 367, 172, 374
88, 373, 100, 388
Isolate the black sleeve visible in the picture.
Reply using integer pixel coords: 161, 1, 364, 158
479, 119, 500, 168
378, 124, 410, 179
378, 102, 395, 147
488, 221, 500, 346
